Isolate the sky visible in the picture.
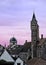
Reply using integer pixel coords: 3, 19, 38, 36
0, 0, 46, 46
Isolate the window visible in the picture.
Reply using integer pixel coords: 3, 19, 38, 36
17, 63, 21, 65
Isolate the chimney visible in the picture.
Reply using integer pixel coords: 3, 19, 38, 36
41, 34, 43, 39
25, 40, 27, 43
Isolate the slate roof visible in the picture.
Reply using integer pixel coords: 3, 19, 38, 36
21, 42, 31, 52
12, 47, 22, 54
7, 41, 31, 55
7, 45, 23, 55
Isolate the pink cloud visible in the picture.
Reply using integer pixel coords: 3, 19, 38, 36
0, 26, 31, 46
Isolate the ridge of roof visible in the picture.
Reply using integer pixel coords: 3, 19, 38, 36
38, 38, 46, 46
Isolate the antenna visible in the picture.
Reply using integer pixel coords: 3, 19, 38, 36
13, 34, 14, 38
12, 31, 14, 37
4, 43, 6, 49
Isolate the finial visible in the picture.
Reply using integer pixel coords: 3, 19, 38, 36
13, 34, 14, 38
4, 43, 6, 49
33, 12, 35, 18
12, 32, 14, 38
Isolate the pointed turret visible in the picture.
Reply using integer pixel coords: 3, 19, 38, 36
31, 12, 37, 26
33, 12, 36, 19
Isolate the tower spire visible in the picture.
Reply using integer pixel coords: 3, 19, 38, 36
31, 12, 39, 58
32, 12, 36, 19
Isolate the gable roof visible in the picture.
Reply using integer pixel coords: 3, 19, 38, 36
38, 38, 46, 46
15, 57, 26, 63
21, 42, 31, 52
16, 57, 23, 62
7, 45, 23, 55
0, 49, 14, 62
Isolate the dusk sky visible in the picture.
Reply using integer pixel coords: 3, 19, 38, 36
0, 0, 46, 46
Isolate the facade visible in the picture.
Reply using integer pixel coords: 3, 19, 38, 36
31, 13, 46, 60
7, 13, 46, 61
0, 13, 46, 64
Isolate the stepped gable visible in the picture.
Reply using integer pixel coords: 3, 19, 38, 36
27, 58, 46, 65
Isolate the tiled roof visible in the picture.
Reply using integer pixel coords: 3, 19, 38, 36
38, 38, 46, 46
7, 45, 23, 55
27, 58, 46, 65
22, 42, 31, 52
7, 42, 31, 55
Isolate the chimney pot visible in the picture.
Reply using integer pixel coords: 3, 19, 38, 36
41, 34, 43, 39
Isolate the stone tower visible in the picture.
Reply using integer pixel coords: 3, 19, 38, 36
31, 13, 39, 58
